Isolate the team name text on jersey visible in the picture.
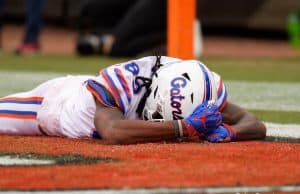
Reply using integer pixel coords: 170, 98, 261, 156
170, 77, 186, 120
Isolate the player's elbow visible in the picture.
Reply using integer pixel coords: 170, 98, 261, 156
95, 118, 126, 144
98, 126, 129, 145
247, 113, 267, 140
250, 117, 267, 140
98, 127, 113, 144
257, 120, 267, 139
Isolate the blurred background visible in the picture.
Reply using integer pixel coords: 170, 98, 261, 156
0, 0, 299, 58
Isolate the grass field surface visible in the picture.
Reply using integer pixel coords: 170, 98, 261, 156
1, 53, 300, 81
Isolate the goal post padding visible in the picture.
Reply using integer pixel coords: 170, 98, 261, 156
167, 0, 196, 59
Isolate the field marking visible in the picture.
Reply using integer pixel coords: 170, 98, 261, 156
265, 122, 300, 142
0, 185, 300, 194
0, 71, 299, 112
0, 71, 66, 96
227, 81, 300, 112
0, 156, 54, 166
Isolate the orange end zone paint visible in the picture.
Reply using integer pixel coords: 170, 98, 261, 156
0, 135, 299, 190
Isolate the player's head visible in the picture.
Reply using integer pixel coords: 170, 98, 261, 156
142, 60, 218, 121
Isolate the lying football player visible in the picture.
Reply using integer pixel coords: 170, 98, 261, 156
0, 56, 266, 144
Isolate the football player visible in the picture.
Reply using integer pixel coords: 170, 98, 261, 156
0, 56, 266, 144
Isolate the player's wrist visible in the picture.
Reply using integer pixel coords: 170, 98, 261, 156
181, 119, 199, 137
173, 120, 184, 141
223, 123, 237, 140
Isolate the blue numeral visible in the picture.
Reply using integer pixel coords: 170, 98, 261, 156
124, 62, 142, 94
125, 62, 139, 75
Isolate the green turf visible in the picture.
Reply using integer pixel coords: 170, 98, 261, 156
202, 56, 300, 82
0, 53, 128, 74
1, 53, 300, 82
249, 110, 300, 124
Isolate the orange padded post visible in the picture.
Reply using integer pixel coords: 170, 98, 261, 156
167, 0, 196, 59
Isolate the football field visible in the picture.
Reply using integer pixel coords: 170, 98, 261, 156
0, 53, 299, 193
1, 53, 299, 136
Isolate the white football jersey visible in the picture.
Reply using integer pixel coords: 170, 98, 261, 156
86, 56, 227, 120
39, 56, 182, 138
0, 56, 227, 139
86, 56, 182, 120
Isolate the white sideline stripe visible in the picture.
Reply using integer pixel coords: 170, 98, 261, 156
265, 122, 300, 140
226, 81, 300, 112
0, 185, 300, 194
0, 71, 66, 96
0, 71, 300, 112
0, 156, 55, 166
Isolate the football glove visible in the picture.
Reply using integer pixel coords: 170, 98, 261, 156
206, 123, 236, 143
182, 101, 222, 137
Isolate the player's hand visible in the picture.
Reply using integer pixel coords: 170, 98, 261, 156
206, 123, 236, 143
182, 101, 222, 137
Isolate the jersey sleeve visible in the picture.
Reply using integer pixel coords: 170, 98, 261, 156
85, 56, 182, 115
85, 59, 140, 114
86, 68, 128, 113
85, 79, 117, 107
212, 72, 228, 111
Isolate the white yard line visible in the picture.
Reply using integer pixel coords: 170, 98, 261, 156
227, 81, 300, 112
0, 185, 300, 194
0, 156, 54, 166
0, 71, 66, 96
265, 122, 300, 142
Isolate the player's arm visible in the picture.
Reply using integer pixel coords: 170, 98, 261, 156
222, 102, 266, 140
94, 101, 180, 144
207, 102, 266, 142
95, 100, 224, 144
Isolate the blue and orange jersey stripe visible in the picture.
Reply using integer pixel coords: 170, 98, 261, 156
100, 70, 125, 113
85, 80, 117, 107
218, 87, 228, 111
217, 79, 223, 97
86, 84, 110, 107
0, 96, 42, 120
198, 63, 212, 102
0, 110, 37, 119
219, 99, 227, 111
202, 79, 206, 102
0, 97, 43, 104
114, 68, 132, 103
